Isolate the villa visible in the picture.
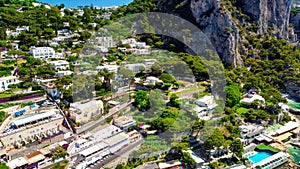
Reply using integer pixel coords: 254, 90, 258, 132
144, 76, 163, 86
239, 124, 264, 145
49, 60, 70, 71
69, 99, 104, 124
0, 76, 21, 92
240, 94, 265, 105
29, 47, 55, 59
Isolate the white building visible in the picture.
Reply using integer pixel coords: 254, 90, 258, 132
49, 60, 70, 71
97, 65, 119, 74
113, 116, 136, 131
124, 64, 145, 73
29, 47, 55, 59
239, 124, 264, 145
0, 76, 20, 92
7, 157, 28, 169
104, 132, 130, 153
1, 110, 63, 148
94, 36, 116, 48
144, 76, 163, 85
121, 38, 137, 47
254, 152, 289, 169
15, 26, 29, 33
195, 95, 214, 107
240, 94, 265, 104
56, 70, 73, 77
69, 100, 104, 124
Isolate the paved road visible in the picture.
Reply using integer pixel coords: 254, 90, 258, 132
90, 139, 143, 169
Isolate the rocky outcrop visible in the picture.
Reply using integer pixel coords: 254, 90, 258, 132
157, 0, 293, 67
290, 12, 300, 39
189, 0, 293, 67
237, 0, 292, 39
190, 0, 243, 68
285, 80, 300, 101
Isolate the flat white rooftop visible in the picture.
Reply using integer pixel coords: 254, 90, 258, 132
7, 157, 28, 168
80, 142, 108, 157
274, 121, 299, 135
12, 111, 58, 127
104, 132, 129, 146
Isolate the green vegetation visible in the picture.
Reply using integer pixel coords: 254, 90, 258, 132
133, 90, 150, 110
236, 107, 249, 115
52, 147, 67, 161
256, 144, 280, 153
225, 83, 243, 107
0, 163, 9, 169
51, 160, 69, 169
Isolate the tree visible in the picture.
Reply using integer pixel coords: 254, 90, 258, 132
133, 90, 150, 110
159, 73, 176, 83
151, 63, 162, 76
80, 31, 92, 41
169, 93, 180, 108
0, 163, 9, 169
225, 83, 242, 107
183, 152, 196, 169
230, 139, 244, 157
192, 120, 205, 136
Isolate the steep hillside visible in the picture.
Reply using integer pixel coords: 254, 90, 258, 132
112, 0, 300, 101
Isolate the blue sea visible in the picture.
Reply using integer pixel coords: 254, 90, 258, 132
39, 0, 134, 8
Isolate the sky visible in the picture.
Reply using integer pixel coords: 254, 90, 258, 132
39, 0, 134, 8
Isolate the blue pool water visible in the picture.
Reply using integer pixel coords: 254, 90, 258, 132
249, 151, 273, 163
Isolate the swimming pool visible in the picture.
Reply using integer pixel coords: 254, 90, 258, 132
248, 151, 274, 163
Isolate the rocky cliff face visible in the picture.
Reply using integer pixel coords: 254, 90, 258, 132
158, 0, 293, 67
285, 80, 300, 101
237, 0, 292, 38
190, 0, 243, 68
290, 12, 300, 39
191, 0, 293, 67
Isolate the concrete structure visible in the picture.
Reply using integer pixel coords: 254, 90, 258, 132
69, 100, 104, 124
240, 94, 265, 104
49, 60, 70, 71
239, 124, 264, 145
43, 82, 60, 100
113, 116, 136, 131
144, 76, 163, 86
142, 59, 156, 67
29, 47, 55, 59
104, 132, 130, 153
0, 110, 63, 149
194, 95, 215, 108
25, 151, 46, 169
94, 36, 116, 48
124, 64, 145, 73
158, 160, 184, 169
193, 95, 217, 120
254, 152, 289, 169
272, 121, 300, 136
97, 65, 119, 74
56, 70, 73, 77
6, 157, 28, 169
0, 76, 20, 92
